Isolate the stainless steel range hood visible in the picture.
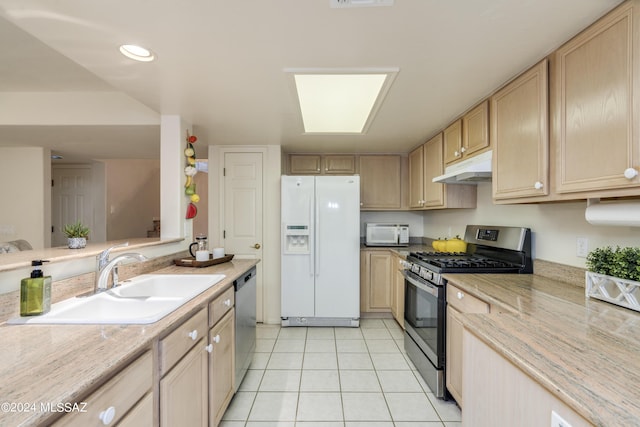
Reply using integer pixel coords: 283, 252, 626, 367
432, 150, 492, 184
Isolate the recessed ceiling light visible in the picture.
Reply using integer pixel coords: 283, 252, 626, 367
285, 68, 398, 134
51, 155, 63, 160
119, 44, 155, 62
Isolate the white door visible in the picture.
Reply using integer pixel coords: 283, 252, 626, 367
223, 152, 263, 320
315, 176, 360, 318
51, 166, 94, 247
280, 176, 315, 318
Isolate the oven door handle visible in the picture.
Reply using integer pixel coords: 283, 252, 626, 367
402, 270, 439, 297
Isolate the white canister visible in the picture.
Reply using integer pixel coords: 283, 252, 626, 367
195, 250, 210, 262
212, 247, 225, 259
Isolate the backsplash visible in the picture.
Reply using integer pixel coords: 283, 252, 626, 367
422, 183, 640, 268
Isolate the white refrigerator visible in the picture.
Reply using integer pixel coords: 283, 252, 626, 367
281, 175, 360, 327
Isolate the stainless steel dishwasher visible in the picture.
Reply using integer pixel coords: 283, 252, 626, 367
234, 267, 256, 391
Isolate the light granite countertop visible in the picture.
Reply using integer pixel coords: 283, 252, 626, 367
445, 273, 640, 427
0, 258, 259, 427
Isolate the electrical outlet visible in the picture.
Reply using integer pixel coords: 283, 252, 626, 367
576, 237, 589, 258
551, 410, 573, 427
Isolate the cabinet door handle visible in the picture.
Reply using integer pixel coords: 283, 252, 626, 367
534, 181, 544, 190
212, 334, 221, 344
624, 168, 638, 179
457, 291, 464, 300
205, 344, 213, 353
188, 329, 198, 341
454, 150, 460, 157
224, 298, 232, 307
99, 406, 116, 425
460, 147, 466, 153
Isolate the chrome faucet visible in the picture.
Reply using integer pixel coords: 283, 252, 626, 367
95, 253, 148, 293
94, 242, 129, 292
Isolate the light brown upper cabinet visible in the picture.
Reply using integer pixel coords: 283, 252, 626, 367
444, 119, 464, 165
408, 145, 425, 208
287, 154, 356, 175
444, 101, 490, 166
324, 155, 356, 174
289, 154, 322, 174
492, 59, 549, 201
551, 0, 640, 195
359, 155, 402, 210
423, 133, 447, 208
409, 133, 477, 210
463, 100, 490, 158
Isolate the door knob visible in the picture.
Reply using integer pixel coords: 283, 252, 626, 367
252, 243, 261, 249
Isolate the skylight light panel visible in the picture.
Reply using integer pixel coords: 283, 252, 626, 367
286, 69, 398, 134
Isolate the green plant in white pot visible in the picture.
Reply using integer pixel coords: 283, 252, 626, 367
63, 221, 90, 249
586, 246, 640, 312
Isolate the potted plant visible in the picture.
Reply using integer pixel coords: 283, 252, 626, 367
63, 221, 90, 249
586, 246, 640, 312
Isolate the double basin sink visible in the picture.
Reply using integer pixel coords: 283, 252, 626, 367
9, 274, 226, 325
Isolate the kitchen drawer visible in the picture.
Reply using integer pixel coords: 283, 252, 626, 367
447, 284, 490, 314
53, 351, 152, 427
209, 286, 234, 327
159, 307, 208, 375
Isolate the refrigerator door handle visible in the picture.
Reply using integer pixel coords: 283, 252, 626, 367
315, 192, 320, 277
309, 195, 314, 277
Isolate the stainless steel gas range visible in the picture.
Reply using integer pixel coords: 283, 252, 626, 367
402, 225, 533, 399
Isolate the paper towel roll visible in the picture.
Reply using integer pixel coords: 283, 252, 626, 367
585, 202, 640, 226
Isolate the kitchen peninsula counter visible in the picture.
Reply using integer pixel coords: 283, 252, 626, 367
0, 258, 259, 427
447, 273, 640, 426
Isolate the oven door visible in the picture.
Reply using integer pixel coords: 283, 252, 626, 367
403, 269, 445, 369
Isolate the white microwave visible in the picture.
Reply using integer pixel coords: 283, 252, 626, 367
365, 223, 410, 247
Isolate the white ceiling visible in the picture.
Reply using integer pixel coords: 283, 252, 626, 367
0, 0, 624, 162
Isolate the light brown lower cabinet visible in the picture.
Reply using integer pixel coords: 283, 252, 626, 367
160, 338, 209, 426
53, 351, 153, 427
445, 283, 490, 406
209, 309, 235, 426
360, 250, 393, 313
462, 329, 592, 427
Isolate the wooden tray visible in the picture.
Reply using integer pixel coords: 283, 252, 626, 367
174, 254, 234, 268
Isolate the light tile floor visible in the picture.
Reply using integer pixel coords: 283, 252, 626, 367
221, 318, 462, 427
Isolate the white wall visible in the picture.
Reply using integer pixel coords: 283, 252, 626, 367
0, 147, 50, 249
423, 183, 640, 267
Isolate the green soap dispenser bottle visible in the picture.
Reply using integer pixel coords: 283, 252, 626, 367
20, 260, 52, 316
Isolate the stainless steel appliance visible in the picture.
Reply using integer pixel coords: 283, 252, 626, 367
234, 267, 256, 391
403, 225, 532, 399
365, 223, 409, 247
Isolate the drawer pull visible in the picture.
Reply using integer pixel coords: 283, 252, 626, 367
224, 298, 232, 307
205, 344, 213, 353
188, 329, 198, 341
99, 406, 116, 425
212, 334, 221, 344
457, 291, 464, 300
624, 168, 638, 179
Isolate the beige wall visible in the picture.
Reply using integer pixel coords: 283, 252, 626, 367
0, 147, 50, 249
423, 183, 640, 268
104, 159, 160, 240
